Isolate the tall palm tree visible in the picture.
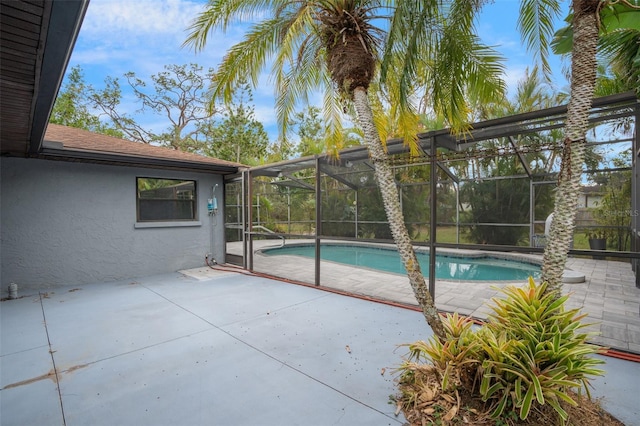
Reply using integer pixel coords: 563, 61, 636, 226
518, 0, 610, 294
184, 0, 505, 340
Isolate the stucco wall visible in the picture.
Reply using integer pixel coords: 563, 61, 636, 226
1, 157, 226, 291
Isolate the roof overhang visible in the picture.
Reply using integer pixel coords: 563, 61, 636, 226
38, 143, 241, 175
1, 0, 89, 157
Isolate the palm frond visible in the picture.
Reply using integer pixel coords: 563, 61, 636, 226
184, 0, 283, 51
517, 0, 562, 80
210, 17, 286, 105
368, 89, 391, 144
273, 7, 325, 141
322, 77, 347, 157
461, 39, 507, 112
383, 0, 442, 115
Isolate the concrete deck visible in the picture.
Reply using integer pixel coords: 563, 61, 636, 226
237, 240, 640, 354
1, 270, 639, 426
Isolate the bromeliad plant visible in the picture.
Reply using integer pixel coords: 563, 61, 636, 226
402, 313, 482, 392
396, 313, 484, 425
479, 278, 605, 423
396, 278, 606, 425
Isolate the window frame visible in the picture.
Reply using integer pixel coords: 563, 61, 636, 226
135, 177, 199, 225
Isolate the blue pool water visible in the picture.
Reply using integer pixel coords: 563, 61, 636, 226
262, 244, 541, 281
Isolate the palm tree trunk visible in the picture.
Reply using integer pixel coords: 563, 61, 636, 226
352, 87, 446, 341
541, 0, 599, 294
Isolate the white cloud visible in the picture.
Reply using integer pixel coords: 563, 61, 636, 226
80, 0, 204, 40
73, 0, 242, 74
501, 66, 529, 97
252, 104, 277, 127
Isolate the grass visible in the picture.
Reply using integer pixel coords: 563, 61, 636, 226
252, 222, 616, 252
426, 226, 595, 250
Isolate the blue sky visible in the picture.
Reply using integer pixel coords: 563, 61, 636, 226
65, 0, 571, 142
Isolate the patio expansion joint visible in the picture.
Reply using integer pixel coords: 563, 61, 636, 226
38, 291, 67, 426
32, 330, 215, 382
145, 281, 334, 328
0, 343, 50, 358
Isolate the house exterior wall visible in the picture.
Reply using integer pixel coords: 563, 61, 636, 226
1, 157, 226, 291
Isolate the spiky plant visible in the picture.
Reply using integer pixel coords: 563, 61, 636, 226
479, 278, 605, 422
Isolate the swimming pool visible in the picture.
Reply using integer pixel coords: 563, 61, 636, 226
262, 244, 541, 281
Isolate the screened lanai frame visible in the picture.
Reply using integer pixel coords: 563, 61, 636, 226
224, 92, 640, 291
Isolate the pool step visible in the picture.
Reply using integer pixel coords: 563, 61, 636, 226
562, 269, 586, 283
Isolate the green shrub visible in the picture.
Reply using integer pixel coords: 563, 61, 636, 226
402, 313, 482, 392
479, 278, 605, 422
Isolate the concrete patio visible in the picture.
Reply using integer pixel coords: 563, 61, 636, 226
1, 268, 639, 425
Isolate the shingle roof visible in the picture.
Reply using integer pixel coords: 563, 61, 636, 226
42, 124, 244, 173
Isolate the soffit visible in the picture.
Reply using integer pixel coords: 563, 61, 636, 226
0, 0, 89, 157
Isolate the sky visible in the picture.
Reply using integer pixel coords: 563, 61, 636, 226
64, 0, 571, 143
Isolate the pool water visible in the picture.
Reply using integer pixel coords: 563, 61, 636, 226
262, 244, 541, 281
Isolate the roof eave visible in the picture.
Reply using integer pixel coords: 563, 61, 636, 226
37, 147, 240, 174
28, 0, 90, 155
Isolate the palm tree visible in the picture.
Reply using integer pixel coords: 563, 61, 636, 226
184, 0, 505, 340
518, 0, 631, 294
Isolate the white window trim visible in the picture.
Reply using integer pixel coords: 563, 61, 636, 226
134, 221, 202, 229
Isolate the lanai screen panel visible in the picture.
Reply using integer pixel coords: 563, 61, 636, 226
229, 92, 638, 281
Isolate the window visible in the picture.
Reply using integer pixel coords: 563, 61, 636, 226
137, 178, 197, 222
